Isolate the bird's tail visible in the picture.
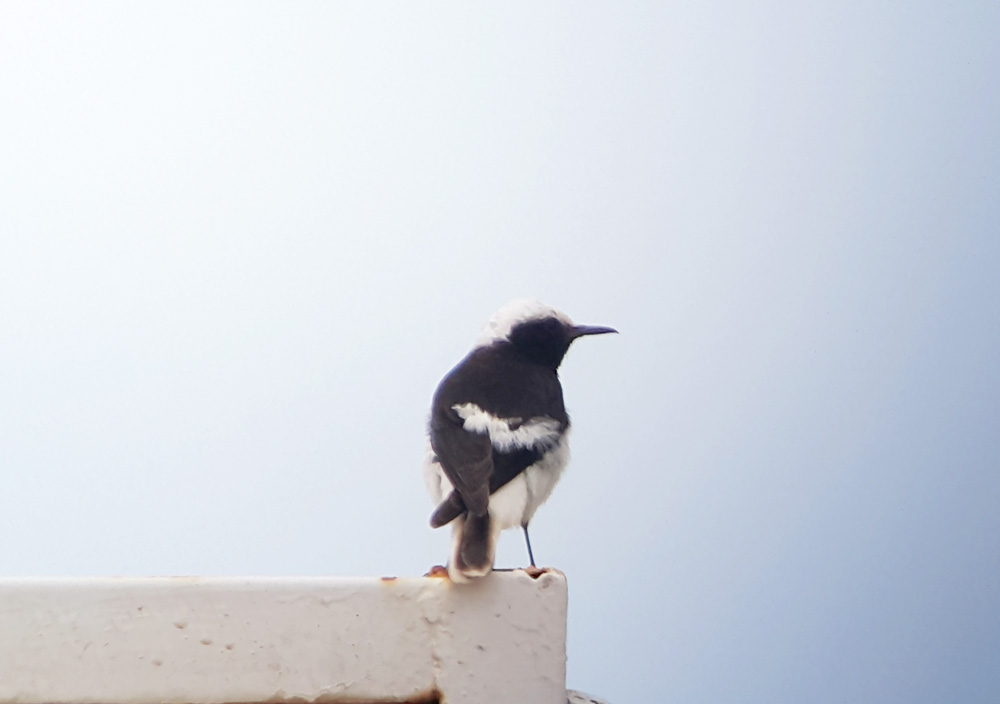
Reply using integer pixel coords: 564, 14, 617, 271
448, 511, 494, 583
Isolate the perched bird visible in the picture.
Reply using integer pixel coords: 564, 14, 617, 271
423, 300, 616, 582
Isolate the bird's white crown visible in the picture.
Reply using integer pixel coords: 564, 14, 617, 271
474, 299, 573, 347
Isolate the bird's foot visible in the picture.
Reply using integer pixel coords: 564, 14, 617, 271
424, 565, 449, 578
521, 565, 546, 579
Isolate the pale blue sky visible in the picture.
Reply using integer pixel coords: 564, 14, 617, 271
1, 3, 998, 702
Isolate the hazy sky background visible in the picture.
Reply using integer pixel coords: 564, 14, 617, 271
2, 3, 998, 702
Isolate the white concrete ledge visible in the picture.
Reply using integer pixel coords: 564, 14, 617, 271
0, 570, 568, 704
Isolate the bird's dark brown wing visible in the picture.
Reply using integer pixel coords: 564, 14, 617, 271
489, 446, 541, 493
429, 407, 493, 518
429, 444, 542, 528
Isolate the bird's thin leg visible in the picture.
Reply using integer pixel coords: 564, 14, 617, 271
522, 523, 536, 567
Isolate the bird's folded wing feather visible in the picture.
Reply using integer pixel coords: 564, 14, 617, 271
489, 446, 541, 493
429, 409, 493, 516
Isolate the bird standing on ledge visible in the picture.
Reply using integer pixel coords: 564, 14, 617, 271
423, 300, 617, 583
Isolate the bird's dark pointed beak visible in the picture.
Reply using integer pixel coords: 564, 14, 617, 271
569, 324, 618, 340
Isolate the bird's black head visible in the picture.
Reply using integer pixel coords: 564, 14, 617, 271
509, 316, 573, 368
478, 300, 617, 369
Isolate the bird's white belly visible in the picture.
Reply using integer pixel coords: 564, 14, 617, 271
422, 442, 450, 506
423, 430, 571, 529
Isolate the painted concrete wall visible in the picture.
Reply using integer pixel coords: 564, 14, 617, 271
0, 570, 567, 704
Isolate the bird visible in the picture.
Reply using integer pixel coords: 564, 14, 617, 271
423, 299, 616, 583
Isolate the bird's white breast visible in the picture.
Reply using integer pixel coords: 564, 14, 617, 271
489, 429, 571, 530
